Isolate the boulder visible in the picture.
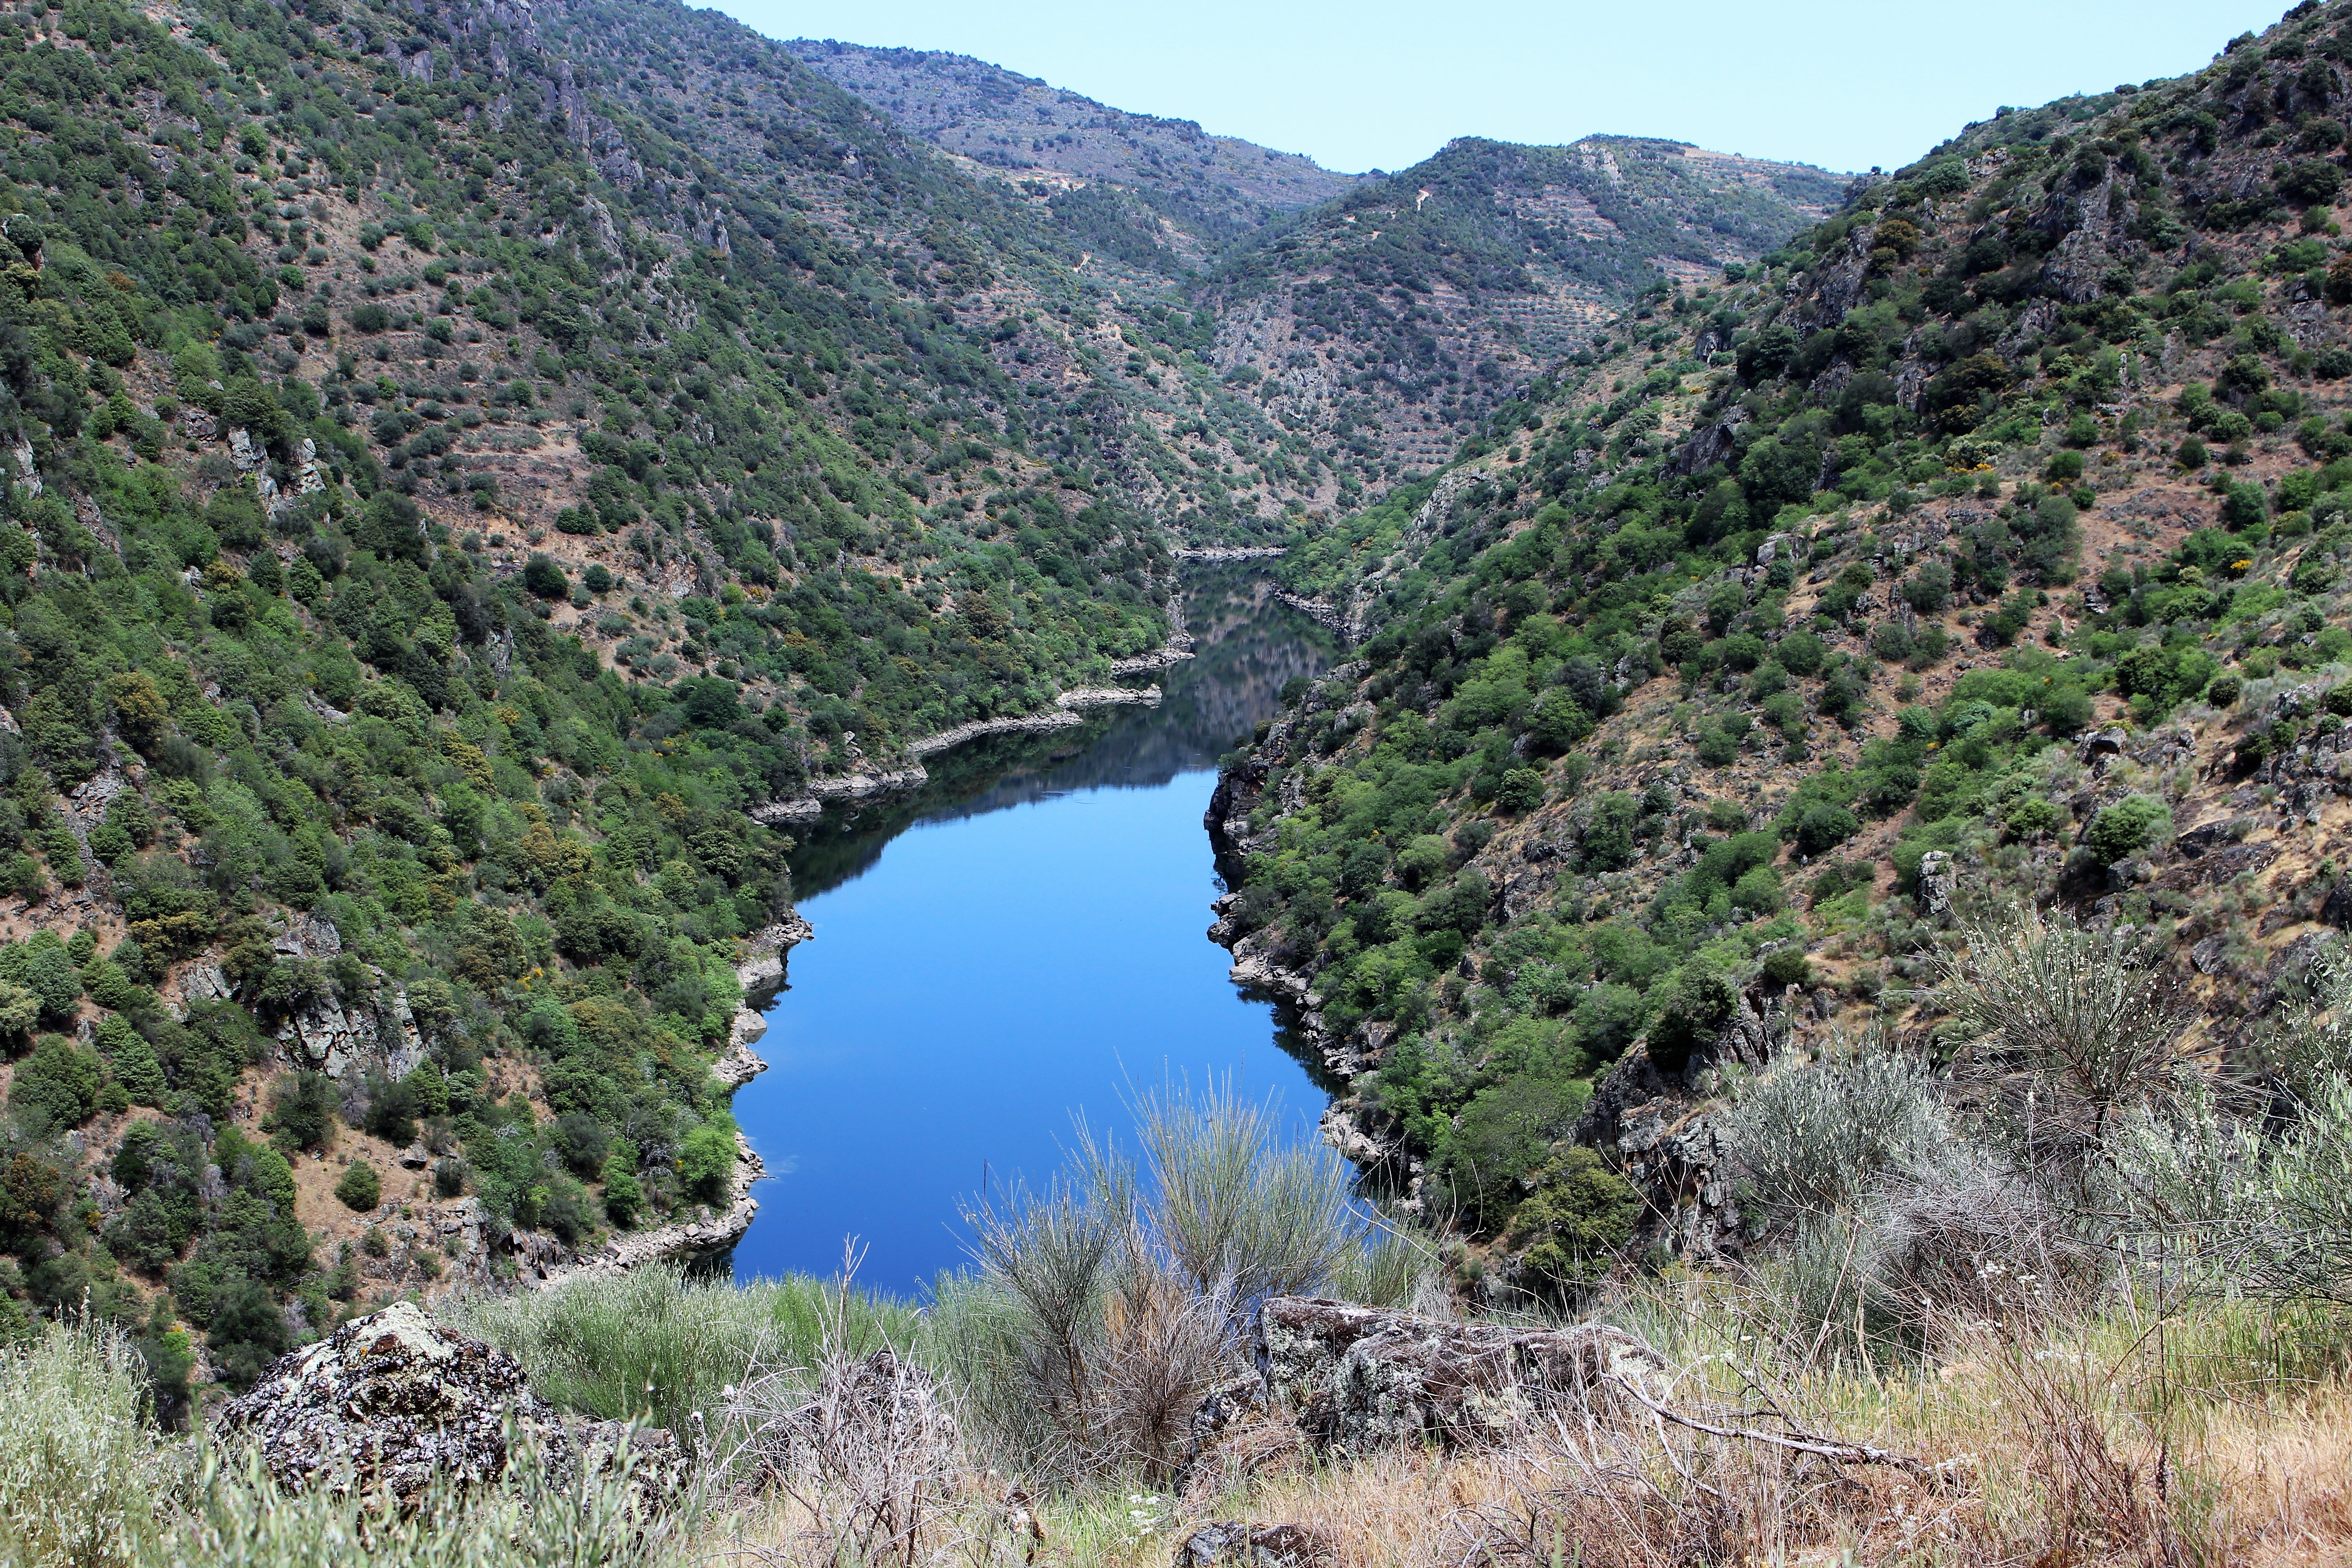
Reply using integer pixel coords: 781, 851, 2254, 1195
217, 1302, 679, 1501
1916, 851, 1957, 917
1172, 1522, 1332, 1568
1251, 1297, 1666, 1455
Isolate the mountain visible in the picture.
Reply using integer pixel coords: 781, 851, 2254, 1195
1198, 135, 1850, 492
766, 50, 1847, 524
783, 39, 1366, 256
0, 0, 1837, 1399
1212, 2, 2352, 1290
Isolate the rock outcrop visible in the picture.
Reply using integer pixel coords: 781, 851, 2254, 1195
217, 1302, 680, 1500
1171, 1522, 1333, 1568
1249, 1297, 1665, 1455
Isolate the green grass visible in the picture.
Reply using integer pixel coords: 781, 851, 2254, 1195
445, 1267, 921, 1450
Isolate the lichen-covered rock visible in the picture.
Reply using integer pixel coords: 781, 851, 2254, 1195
1252, 1297, 1666, 1454
1171, 1521, 1332, 1568
216, 1302, 679, 1500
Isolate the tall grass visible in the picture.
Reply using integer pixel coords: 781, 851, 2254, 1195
0, 1316, 169, 1568
0, 1320, 688, 1568
446, 1266, 920, 1450
152, 1442, 679, 1568
931, 1081, 1436, 1488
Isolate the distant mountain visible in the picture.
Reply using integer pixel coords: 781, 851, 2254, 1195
774, 46, 1847, 519
783, 40, 1366, 258
1199, 136, 1852, 488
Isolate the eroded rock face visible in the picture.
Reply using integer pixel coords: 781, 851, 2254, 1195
1251, 1297, 1665, 1455
217, 1302, 678, 1499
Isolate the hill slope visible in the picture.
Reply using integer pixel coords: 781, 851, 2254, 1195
784, 39, 1365, 257
1212, 1, 2352, 1291
1200, 135, 1850, 490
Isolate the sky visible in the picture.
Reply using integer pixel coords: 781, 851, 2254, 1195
706, 0, 2290, 179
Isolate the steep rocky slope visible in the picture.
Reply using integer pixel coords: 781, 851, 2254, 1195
1211, 1, 2352, 1291
784, 39, 1364, 258
1198, 136, 1849, 496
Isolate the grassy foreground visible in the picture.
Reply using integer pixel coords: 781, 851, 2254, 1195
9, 1269, 2351, 1567
8, 1063, 2352, 1566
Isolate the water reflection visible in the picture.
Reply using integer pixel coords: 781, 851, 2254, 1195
788, 567, 1339, 903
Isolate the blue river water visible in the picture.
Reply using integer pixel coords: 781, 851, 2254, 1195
727, 573, 1338, 1294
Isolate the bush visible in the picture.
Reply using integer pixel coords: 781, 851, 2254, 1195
523, 555, 569, 600
601, 1149, 642, 1227
264, 1071, 337, 1155
1493, 767, 1545, 814
1504, 1147, 1638, 1290
936, 1083, 1429, 1484
1647, 962, 1739, 1073
0, 1318, 166, 1568
2085, 794, 2171, 864
678, 1122, 736, 1205
1722, 1039, 1945, 1227
8, 1035, 103, 1133
1789, 802, 1860, 856
334, 1160, 381, 1212
449, 1265, 915, 1448
1436, 1073, 1588, 1232
1758, 946, 1813, 989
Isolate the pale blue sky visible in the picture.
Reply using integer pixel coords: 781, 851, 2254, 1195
708, 0, 2288, 178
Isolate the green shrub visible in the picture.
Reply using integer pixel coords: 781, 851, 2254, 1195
600, 1150, 643, 1228
334, 1160, 381, 1212
1647, 963, 1739, 1073
8, 1035, 103, 1133
2086, 794, 2172, 865
1504, 1147, 1638, 1291
1434, 1073, 1588, 1232
2005, 795, 2063, 838
1493, 768, 1546, 814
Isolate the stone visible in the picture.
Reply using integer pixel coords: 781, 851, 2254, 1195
2324, 881, 2352, 930
2078, 728, 2127, 766
1172, 1522, 1332, 1568
216, 1302, 680, 1502
1252, 1297, 1666, 1455
2191, 934, 2232, 976
1916, 851, 1957, 917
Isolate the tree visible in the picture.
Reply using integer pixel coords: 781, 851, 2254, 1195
1494, 768, 1545, 815
1647, 963, 1739, 1073
1506, 1147, 1638, 1290
2086, 795, 2171, 864
679, 1122, 736, 1205
523, 554, 568, 600
602, 1147, 643, 1227
265, 1071, 338, 1155
334, 1160, 381, 1211
358, 491, 426, 563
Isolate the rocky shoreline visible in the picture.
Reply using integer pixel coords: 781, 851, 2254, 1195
506, 915, 815, 1292
749, 686, 1169, 824
1202, 717, 1414, 1185
514, 1128, 766, 1291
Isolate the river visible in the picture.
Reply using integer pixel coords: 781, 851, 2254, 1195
727, 569, 1340, 1293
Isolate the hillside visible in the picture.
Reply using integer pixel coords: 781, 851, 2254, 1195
1199, 135, 1850, 491
784, 39, 1365, 257
1212, 2, 2352, 1290
769, 49, 1846, 527
0, 0, 1203, 1401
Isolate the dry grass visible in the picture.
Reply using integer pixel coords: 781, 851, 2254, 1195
696, 1284, 2352, 1568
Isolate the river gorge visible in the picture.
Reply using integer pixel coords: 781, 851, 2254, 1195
726, 569, 1340, 1291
